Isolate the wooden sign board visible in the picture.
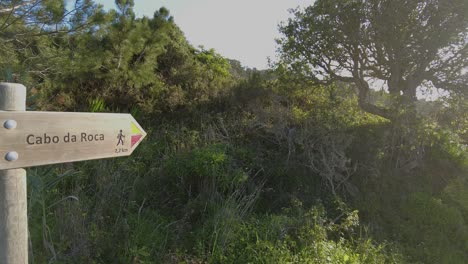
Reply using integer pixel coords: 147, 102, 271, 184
0, 111, 146, 170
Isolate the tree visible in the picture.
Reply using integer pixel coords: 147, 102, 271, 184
0, 0, 100, 38
278, 0, 467, 121
0, 0, 104, 82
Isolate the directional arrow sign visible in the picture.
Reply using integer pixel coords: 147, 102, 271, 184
0, 112, 146, 170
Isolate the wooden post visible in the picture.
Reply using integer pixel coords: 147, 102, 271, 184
0, 83, 28, 263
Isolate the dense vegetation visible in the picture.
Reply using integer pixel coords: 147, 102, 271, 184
1, 0, 467, 263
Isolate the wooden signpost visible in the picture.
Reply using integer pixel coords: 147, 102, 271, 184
0, 83, 146, 263
0, 111, 146, 170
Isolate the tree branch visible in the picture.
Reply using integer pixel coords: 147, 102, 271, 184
0, 1, 35, 14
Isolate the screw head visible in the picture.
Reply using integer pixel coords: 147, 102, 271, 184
3, 120, 17, 129
5, 151, 18, 161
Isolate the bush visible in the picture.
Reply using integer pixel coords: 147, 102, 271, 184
399, 192, 468, 263
205, 205, 399, 263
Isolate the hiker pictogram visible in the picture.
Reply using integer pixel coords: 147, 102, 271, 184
117, 130, 125, 146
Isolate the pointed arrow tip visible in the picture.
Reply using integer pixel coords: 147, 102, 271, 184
129, 117, 146, 150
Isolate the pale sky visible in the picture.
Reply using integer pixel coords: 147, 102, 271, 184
93, 0, 314, 69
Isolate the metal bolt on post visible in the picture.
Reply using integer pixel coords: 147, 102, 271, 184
0, 82, 28, 263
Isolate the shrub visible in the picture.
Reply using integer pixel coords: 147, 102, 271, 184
399, 192, 468, 263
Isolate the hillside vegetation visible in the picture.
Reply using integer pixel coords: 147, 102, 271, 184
1, 0, 467, 263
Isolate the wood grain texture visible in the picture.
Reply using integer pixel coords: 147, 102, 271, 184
0, 83, 28, 263
0, 169, 27, 264
0, 111, 146, 170
0, 83, 26, 111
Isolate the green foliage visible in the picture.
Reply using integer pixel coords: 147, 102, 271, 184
88, 98, 107, 112
349, 115, 468, 263
399, 192, 468, 263
204, 205, 399, 263
443, 178, 468, 221
2, 2, 234, 116
7, 0, 467, 263
438, 94, 468, 144
277, 0, 468, 120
